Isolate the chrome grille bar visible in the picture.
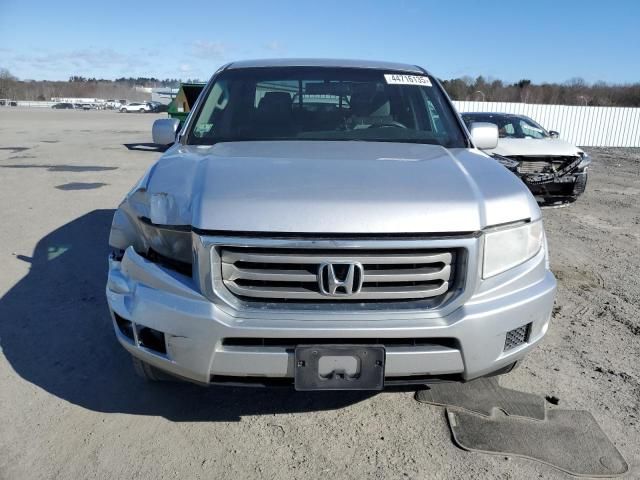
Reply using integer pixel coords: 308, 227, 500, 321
220, 247, 454, 302
221, 250, 452, 265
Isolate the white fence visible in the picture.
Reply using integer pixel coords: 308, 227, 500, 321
3, 97, 640, 147
0, 100, 57, 108
453, 101, 640, 147
17, 101, 57, 108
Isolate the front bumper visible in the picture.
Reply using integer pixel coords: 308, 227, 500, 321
106, 246, 556, 386
527, 170, 588, 199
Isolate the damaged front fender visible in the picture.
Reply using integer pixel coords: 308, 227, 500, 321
109, 188, 194, 265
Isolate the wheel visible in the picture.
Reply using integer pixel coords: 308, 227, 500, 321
139, 108, 145, 113
120, 108, 126, 113
131, 356, 174, 382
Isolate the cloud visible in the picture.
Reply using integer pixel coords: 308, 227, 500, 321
3, 46, 167, 79
263, 40, 286, 54
6, 44, 229, 80
10, 47, 152, 73
190, 40, 229, 59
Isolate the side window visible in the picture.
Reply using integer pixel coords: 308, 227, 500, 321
426, 99, 443, 133
192, 81, 229, 138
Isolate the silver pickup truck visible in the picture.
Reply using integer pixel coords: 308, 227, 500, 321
107, 59, 556, 390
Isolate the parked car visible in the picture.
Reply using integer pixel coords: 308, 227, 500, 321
461, 113, 590, 204
120, 102, 151, 113
51, 102, 74, 109
147, 101, 168, 113
108, 59, 556, 390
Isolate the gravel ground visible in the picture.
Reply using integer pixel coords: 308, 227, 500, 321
0, 108, 638, 480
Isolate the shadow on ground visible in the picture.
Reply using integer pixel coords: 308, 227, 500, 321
1, 164, 117, 172
55, 182, 108, 191
123, 143, 168, 152
0, 210, 373, 421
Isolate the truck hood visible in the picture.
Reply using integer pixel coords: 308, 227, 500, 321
140, 141, 539, 234
489, 137, 583, 157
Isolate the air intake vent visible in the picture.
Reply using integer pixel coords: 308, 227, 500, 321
504, 323, 531, 351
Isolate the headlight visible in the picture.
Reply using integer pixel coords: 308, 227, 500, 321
577, 152, 591, 169
109, 189, 193, 268
491, 153, 520, 172
138, 219, 192, 264
482, 221, 544, 278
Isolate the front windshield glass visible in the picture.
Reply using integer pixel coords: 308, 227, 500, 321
462, 114, 549, 139
188, 67, 466, 147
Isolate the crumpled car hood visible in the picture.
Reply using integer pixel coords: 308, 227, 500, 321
489, 138, 582, 157
140, 141, 539, 233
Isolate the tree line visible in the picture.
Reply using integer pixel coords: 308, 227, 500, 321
0, 69, 187, 102
441, 76, 640, 106
1, 68, 640, 106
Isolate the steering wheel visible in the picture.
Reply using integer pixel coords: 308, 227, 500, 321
367, 120, 408, 129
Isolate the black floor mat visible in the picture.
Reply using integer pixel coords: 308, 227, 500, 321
415, 377, 546, 420
448, 409, 628, 477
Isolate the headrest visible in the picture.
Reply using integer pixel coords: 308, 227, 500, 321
258, 92, 292, 112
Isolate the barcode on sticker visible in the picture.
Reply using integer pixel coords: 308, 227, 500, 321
384, 74, 432, 87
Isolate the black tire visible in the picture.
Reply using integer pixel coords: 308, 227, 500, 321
139, 108, 145, 113
131, 356, 174, 382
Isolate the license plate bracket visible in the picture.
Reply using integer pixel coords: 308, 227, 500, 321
294, 345, 385, 391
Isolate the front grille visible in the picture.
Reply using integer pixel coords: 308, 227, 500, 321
517, 160, 552, 174
513, 156, 579, 175
504, 323, 531, 351
220, 247, 455, 302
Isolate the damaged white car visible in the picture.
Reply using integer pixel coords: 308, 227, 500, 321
462, 113, 590, 204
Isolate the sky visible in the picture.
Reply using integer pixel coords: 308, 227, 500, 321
1, 0, 639, 84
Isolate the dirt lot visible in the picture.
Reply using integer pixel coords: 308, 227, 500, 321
0, 108, 638, 480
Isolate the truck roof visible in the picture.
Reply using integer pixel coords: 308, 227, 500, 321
226, 58, 427, 74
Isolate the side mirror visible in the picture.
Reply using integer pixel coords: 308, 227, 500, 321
549, 130, 559, 138
152, 118, 180, 146
469, 122, 498, 150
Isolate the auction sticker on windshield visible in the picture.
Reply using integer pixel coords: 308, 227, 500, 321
384, 74, 432, 86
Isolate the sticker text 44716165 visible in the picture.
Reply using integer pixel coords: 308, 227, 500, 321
384, 74, 432, 87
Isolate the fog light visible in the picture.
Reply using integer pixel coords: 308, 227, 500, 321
137, 326, 167, 354
504, 323, 531, 351
114, 313, 134, 341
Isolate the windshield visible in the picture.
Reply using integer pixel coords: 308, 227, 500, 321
462, 114, 549, 139
187, 67, 466, 147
